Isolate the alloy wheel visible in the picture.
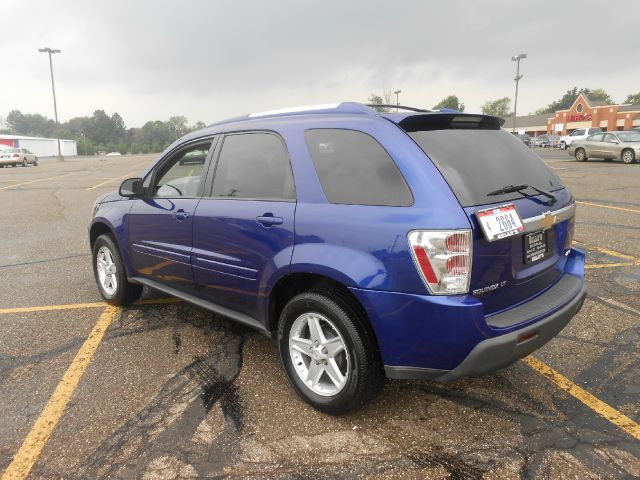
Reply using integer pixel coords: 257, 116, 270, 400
288, 312, 350, 397
96, 246, 118, 296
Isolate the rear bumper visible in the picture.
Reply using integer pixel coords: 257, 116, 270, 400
385, 283, 585, 381
349, 247, 586, 381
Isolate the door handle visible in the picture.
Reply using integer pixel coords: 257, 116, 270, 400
256, 214, 283, 227
173, 209, 189, 221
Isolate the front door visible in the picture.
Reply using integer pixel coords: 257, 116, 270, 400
192, 132, 296, 322
128, 140, 214, 292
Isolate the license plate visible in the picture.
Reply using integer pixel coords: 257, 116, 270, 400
524, 230, 548, 264
476, 203, 524, 242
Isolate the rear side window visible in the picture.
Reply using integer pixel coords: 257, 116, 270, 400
409, 129, 565, 207
211, 132, 295, 200
305, 129, 413, 206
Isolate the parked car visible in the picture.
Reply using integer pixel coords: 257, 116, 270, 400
106, 151, 122, 156
560, 127, 603, 150
515, 133, 531, 147
89, 103, 586, 414
529, 136, 544, 148
0, 148, 38, 167
547, 134, 561, 149
569, 130, 640, 164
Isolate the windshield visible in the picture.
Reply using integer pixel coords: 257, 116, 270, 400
617, 132, 640, 142
409, 129, 565, 207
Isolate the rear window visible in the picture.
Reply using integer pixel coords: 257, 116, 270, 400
408, 129, 565, 207
305, 129, 413, 206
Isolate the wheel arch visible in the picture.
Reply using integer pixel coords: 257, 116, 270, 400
268, 273, 382, 359
89, 220, 115, 248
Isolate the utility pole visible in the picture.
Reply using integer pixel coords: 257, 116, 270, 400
38, 47, 63, 160
511, 53, 527, 134
394, 90, 401, 111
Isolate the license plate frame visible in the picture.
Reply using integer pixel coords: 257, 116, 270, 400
523, 230, 549, 264
476, 203, 525, 242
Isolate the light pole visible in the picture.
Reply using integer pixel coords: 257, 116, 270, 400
81, 132, 87, 156
394, 90, 401, 111
38, 47, 63, 160
511, 53, 527, 134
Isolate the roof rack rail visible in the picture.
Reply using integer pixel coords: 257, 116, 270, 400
366, 104, 432, 113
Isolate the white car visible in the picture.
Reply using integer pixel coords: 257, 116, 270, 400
106, 152, 122, 156
560, 127, 603, 150
0, 148, 38, 167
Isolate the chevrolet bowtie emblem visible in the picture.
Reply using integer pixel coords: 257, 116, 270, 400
541, 212, 557, 230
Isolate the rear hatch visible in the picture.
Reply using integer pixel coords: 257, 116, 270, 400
397, 113, 574, 316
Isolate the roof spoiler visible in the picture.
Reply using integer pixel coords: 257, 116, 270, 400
396, 113, 505, 132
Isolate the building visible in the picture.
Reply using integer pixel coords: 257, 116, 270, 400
0, 134, 77, 157
504, 94, 640, 137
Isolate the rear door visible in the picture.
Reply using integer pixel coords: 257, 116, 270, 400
407, 126, 574, 315
192, 131, 296, 320
585, 133, 605, 158
127, 139, 214, 292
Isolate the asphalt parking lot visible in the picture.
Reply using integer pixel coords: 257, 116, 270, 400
0, 150, 639, 479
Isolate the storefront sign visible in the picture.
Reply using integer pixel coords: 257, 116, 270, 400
567, 113, 592, 122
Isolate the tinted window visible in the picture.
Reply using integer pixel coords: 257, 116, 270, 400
211, 133, 295, 200
153, 141, 212, 197
304, 129, 413, 206
409, 129, 565, 207
588, 128, 602, 134
589, 133, 605, 142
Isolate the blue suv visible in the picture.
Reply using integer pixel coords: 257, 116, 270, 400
90, 103, 586, 414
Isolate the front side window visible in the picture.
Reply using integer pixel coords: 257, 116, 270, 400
589, 133, 604, 142
603, 133, 618, 143
305, 129, 413, 206
152, 141, 212, 198
211, 133, 295, 200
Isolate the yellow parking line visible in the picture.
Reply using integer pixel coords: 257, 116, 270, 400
0, 298, 180, 315
575, 241, 640, 263
85, 171, 138, 191
586, 262, 638, 270
0, 172, 80, 191
523, 356, 640, 441
576, 201, 640, 214
0, 302, 106, 315
1, 306, 120, 480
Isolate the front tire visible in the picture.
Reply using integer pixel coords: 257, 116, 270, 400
622, 149, 636, 164
92, 234, 143, 305
22, 158, 27, 167
278, 290, 384, 415
33, 157, 38, 166
560, 142, 566, 150
575, 148, 587, 162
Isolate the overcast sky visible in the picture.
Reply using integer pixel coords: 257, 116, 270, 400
1, 0, 638, 128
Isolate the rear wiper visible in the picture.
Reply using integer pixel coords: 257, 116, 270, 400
488, 183, 557, 205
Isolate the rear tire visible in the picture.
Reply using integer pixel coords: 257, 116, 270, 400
34, 157, 38, 166
560, 142, 566, 150
278, 289, 384, 415
92, 234, 143, 306
622, 149, 636, 164
575, 148, 587, 162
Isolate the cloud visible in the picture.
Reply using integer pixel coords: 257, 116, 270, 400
0, 0, 637, 126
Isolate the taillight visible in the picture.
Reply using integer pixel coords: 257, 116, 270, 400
408, 230, 472, 295
564, 217, 575, 249
12, 154, 19, 158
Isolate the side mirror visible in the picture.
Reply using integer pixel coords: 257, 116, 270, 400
119, 177, 144, 198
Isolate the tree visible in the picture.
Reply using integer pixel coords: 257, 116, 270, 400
367, 93, 389, 112
624, 92, 640, 105
192, 121, 206, 131
168, 115, 188, 140
432, 95, 465, 112
538, 87, 614, 114
481, 97, 511, 117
